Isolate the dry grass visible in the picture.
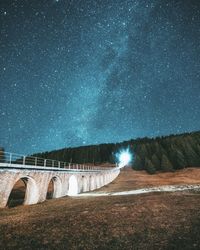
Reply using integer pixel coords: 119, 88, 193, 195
0, 167, 200, 250
98, 167, 200, 192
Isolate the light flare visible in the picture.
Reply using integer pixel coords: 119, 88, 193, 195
116, 148, 132, 168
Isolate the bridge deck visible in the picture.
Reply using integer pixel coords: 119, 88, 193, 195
0, 163, 113, 173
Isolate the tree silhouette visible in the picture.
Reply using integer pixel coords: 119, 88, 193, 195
31, 131, 200, 174
0, 148, 5, 163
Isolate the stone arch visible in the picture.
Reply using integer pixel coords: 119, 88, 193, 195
95, 175, 99, 189
105, 175, 108, 185
68, 175, 78, 196
46, 176, 62, 199
97, 175, 101, 189
104, 174, 107, 185
7, 176, 39, 207
90, 176, 95, 191
88, 175, 92, 191
100, 175, 104, 186
81, 176, 85, 192
82, 175, 88, 192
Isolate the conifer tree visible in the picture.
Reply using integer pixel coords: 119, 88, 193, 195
196, 144, 200, 157
146, 160, 156, 174
161, 154, 174, 172
151, 154, 160, 170
184, 142, 200, 167
133, 155, 143, 170
0, 148, 5, 163
175, 149, 186, 169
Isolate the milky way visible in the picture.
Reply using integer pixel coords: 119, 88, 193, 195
0, 0, 200, 155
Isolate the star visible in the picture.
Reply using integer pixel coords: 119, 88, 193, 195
0, 0, 199, 155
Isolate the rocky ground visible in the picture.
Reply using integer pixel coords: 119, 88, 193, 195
0, 167, 200, 250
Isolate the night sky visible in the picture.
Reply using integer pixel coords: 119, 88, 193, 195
0, 0, 200, 155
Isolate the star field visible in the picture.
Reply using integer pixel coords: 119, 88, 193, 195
0, 0, 200, 155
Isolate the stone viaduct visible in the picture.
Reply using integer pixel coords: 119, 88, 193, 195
0, 156, 120, 208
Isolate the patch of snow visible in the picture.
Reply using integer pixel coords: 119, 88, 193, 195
78, 184, 200, 197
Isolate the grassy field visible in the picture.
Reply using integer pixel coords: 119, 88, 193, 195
0, 168, 200, 249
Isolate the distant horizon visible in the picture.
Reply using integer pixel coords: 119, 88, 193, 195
34, 129, 200, 153
2, 129, 198, 157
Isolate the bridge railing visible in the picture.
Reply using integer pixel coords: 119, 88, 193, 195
0, 151, 114, 171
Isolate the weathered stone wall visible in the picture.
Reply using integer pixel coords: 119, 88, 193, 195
0, 166, 120, 208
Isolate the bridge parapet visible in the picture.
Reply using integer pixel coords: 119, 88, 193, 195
0, 151, 114, 171
0, 151, 120, 208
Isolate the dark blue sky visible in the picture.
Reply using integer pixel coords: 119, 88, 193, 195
0, 0, 200, 155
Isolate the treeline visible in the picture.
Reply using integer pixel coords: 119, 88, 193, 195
1, 131, 200, 174
32, 143, 119, 165
33, 131, 200, 174
0, 147, 5, 162
133, 131, 200, 174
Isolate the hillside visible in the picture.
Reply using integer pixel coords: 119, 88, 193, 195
33, 131, 200, 173
0, 167, 200, 249
97, 167, 200, 192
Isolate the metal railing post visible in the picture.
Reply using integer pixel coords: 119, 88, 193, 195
1, 151, 110, 175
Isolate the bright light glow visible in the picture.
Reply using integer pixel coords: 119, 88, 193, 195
116, 148, 132, 168
68, 175, 78, 196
